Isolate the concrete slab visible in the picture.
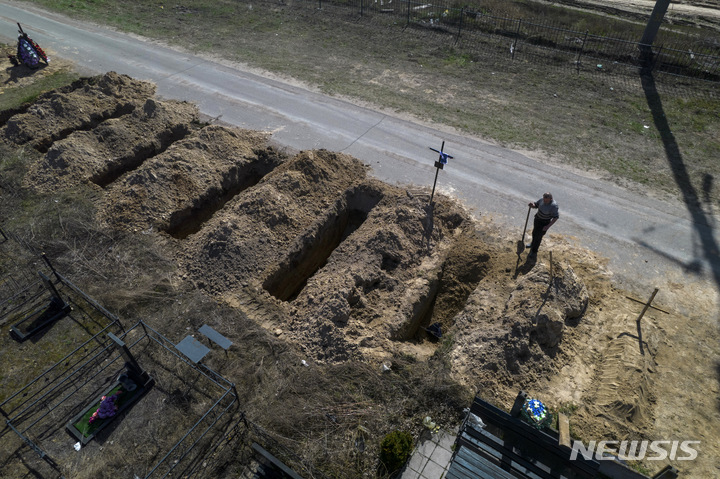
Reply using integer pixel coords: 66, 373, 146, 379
421, 458, 446, 479
400, 427, 458, 479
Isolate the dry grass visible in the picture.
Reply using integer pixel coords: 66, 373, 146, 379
0, 142, 472, 477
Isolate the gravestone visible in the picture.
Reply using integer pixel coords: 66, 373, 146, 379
10, 272, 71, 341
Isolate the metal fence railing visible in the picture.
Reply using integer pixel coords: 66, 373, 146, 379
303, 0, 720, 83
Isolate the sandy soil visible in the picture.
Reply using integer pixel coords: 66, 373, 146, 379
1, 69, 718, 476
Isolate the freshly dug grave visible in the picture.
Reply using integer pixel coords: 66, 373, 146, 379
4, 71, 720, 477
98, 124, 282, 237
24, 98, 200, 192
1, 71, 155, 151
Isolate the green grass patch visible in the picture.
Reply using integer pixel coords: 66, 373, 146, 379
0, 70, 79, 111
71, 384, 140, 438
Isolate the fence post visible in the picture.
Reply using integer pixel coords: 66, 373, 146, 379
652, 45, 664, 74
455, 7, 464, 45
318, 0, 322, 10
575, 30, 588, 73
361, 0, 364, 17
512, 19, 522, 60
407, 0, 411, 27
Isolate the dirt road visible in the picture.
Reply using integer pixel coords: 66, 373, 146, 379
555, 0, 720, 29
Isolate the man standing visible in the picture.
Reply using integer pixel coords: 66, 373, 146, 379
527, 193, 559, 258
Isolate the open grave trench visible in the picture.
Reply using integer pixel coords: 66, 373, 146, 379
170, 146, 492, 362
6, 72, 706, 475
97, 125, 284, 237
262, 182, 386, 303
1, 72, 156, 153
3, 72, 496, 364
30, 98, 198, 191
0, 71, 638, 376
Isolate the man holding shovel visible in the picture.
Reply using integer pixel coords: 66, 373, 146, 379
527, 192, 559, 259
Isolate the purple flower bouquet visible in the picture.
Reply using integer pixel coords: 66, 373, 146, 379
88, 391, 122, 424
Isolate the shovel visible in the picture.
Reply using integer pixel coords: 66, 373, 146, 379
516, 205, 531, 255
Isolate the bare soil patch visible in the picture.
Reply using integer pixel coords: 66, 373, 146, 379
2, 71, 719, 478
554, 0, 720, 29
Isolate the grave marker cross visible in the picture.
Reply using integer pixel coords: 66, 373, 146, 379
428, 141, 454, 205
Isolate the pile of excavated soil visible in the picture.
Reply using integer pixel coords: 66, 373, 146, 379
1, 71, 155, 151
3, 71, 719, 477
25, 98, 199, 193
98, 124, 279, 236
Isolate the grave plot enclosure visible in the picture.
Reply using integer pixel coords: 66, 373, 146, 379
3, 318, 238, 479
8, 271, 71, 341
0, 254, 237, 478
0, 247, 120, 404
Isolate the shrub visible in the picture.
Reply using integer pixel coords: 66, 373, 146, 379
379, 430, 413, 475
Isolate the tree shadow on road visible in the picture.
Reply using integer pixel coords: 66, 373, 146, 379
640, 70, 720, 299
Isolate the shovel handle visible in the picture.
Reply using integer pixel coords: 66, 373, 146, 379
521, 205, 531, 241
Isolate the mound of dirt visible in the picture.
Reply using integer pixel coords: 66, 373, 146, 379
4, 71, 719, 477
98, 124, 281, 235
1, 72, 155, 151
178, 149, 370, 295
25, 98, 199, 192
